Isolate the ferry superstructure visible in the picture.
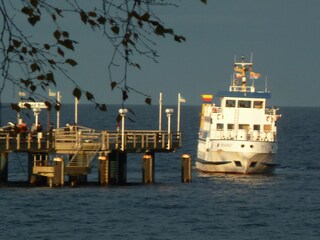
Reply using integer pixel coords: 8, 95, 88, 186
196, 56, 281, 174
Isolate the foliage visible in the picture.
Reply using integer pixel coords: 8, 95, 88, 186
0, 0, 206, 111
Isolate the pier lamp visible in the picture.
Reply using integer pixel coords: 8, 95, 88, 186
119, 108, 128, 151
165, 108, 174, 149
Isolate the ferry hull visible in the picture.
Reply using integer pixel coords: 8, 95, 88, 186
196, 142, 278, 174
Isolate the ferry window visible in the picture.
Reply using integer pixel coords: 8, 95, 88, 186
253, 125, 260, 131
253, 101, 263, 109
226, 100, 236, 108
239, 124, 250, 130
217, 124, 224, 130
264, 125, 271, 131
227, 124, 234, 130
238, 100, 251, 108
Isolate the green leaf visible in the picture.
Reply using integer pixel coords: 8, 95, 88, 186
122, 90, 128, 101
145, 97, 152, 105
99, 104, 107, 111
111, 25, 120, 34
140, 12, 150, 21
65, 58, 77, 66
62, 31, 69, 38
44, 101, 52, 111
174, 35, 186, 42
11, 103, 21, 112
30, 0, 39, 8
48, 59, 56, 65
85, 91, 94, 101
46, 72, 55, 84
30, 62, 40, 72
21, 47, 27, 54
44, 44, 50, 50
80, 10, 88, 24
97, 16, 106, 25
12, 40, 22, 48
55, 8, 63, 17
54, 30, 61, 40
111, 81, 117, 90
24, 103, 32, 109
88, 11, 97, 17
57, 47, 64, 57
59, 39, 75, 50
21, 7, 33, 16
30, 84, 36, 92
73, 87, 82, 100
28, 15, 40, 26
37, 75, 45, 80
55, 103, 60, 111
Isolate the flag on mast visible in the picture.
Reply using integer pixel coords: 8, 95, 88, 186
179, 95, 186, 103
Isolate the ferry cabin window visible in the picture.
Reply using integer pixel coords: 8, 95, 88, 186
253, 101, 263, 109
217, 123, 224, 130
238, 100, 251, 108
239, 124, 250, 130
228, 124, 235, 130
264, 125, 271, 132
226, 100, 236, 107
253, 125, 260, 131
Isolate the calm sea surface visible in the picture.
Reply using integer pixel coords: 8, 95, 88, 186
0, 104, 319, 240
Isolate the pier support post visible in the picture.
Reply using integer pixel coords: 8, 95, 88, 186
0, 152, 8, 185
108, 150, 127, 185
28, 153, 48, 185
98, 155, 109, 185
142, 152, 155, 183
181, 154, 192, 183
53, 157, 64, 187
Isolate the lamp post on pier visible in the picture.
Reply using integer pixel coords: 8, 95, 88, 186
118, 108, 128, 151
165, 108, 174, 149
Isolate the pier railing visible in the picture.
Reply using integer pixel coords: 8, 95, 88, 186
54, 129, 181, 153
0, 128, 181, 153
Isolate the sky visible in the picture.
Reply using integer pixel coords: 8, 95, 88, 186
2, 0, 320, 107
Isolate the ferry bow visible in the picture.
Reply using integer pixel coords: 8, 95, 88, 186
196, 56, 281, 174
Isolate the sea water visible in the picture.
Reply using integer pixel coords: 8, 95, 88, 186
0, 105, 319, 240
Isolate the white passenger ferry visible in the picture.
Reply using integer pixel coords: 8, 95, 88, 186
196, 56, 281, 174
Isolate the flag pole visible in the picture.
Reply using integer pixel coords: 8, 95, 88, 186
177, 93, 181, 133
159, 92, 162, 131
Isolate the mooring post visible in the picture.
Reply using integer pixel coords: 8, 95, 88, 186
0, 152, 8, 185
53, 157, 64, 187
98, 155, 109, 185
118, 151, 127, 185
142, 152, 155, 183
181, 154, 192, 183
107, 150, 127, 185
108, 150, 118, 184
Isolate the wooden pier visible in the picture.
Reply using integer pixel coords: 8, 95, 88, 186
0, 126, 192, 187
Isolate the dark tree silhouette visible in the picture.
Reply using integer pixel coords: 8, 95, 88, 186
0, 0, 206, 111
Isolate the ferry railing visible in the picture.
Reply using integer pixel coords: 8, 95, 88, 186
212, 129, 276, 142
230, 85, 255, 92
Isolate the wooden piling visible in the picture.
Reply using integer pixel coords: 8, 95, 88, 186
181, 154, 192, 183
108, 150, 127, 185
53, 157, 64, 187
0, 152, 8, 184
98, 155, 109, 185
142, 153, 155, 183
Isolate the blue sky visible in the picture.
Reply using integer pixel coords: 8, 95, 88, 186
2, 0, 320, 107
